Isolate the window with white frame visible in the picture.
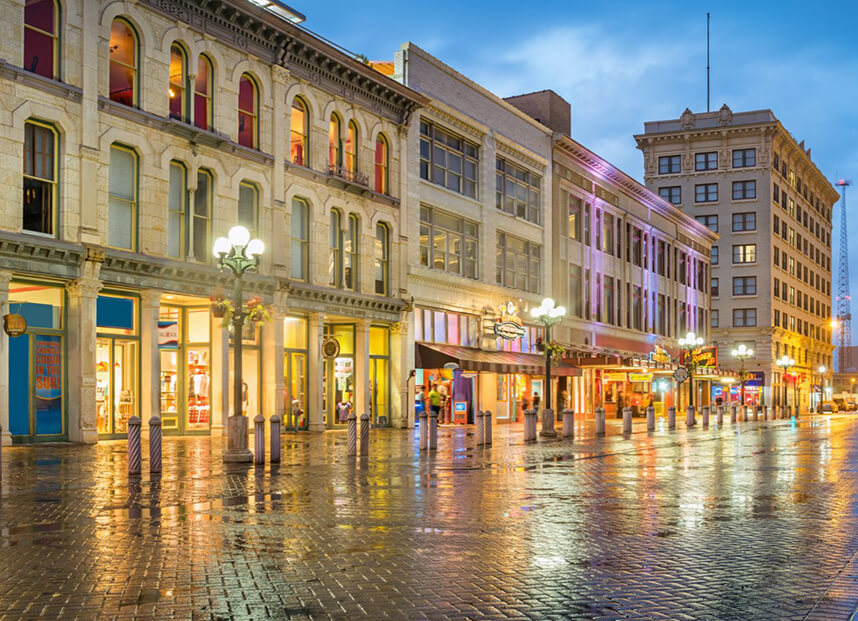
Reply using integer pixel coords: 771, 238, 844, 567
419, 121, 478, 198
496, 157, 541, 224
419, 205, 478, 279
496, 232, 541, 293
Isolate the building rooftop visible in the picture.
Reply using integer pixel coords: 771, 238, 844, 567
641, 105, 777, 135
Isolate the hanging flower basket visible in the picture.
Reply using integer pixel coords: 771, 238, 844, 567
246, 296, 270, 324
210, 296, 234, 321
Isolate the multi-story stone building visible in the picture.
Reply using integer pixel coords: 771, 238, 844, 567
635, 105, 838, 411
0, 0, 425, 443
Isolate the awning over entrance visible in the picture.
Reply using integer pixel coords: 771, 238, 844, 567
416, 342, 582, 376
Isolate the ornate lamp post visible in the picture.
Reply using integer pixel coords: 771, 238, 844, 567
731, 344, 754, 408
776, 355, 796, 414
213, 225, 264, 463
678, 331, 704, 408
531, 298, 566, 437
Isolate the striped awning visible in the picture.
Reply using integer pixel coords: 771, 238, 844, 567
416, 342, 582, 376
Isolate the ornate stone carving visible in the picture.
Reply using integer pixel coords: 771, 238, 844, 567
680, 108, 694, 129
718, 103, 733, 126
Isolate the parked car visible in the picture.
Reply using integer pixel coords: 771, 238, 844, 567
821, 402, 838, 414
845, 400, 858, 412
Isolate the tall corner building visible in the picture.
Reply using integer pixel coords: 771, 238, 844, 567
635, 105, 838, 411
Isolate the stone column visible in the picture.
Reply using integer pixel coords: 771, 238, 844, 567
261, 308, 285, 422
307, 313, 325, 432
65, 258, 102, 443
77, 0, 101, 245
0, 271, 11, 445
211, 314, 229, 432
354, 319, 370, 419
389, 318, 411, 428
139, 290, 161, 432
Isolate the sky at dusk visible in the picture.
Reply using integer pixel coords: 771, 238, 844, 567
298, 0, 858, 342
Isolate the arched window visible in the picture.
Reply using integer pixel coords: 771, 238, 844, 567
290, 97, 308, 166
374, 222, 389, 295
168, 43, 187, 121
345, 121, 358, 175
290, 197, 309, 281
237, 73, 258, 148
194, 54, 213, 130
24, 0, 58, 79
108, 144, 138, 250
328, 114, 342, 171
375, 134, 389, 195
238, 181, 258, 237
109, 18, 138, 106
329, 208, 342, 287
343, 213, 358, 291
22, 120, 57, 235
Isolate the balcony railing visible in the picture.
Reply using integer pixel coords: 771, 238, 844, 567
328, 164, 369, 187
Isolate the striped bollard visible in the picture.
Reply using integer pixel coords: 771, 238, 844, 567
716, 406, 724, 426
595, 407, 606, 435
646, 406, 655, 431
476, 410, 485, 446
562, 408, 575, 438
270, 414, 281, 463
702, 406, 710, 427
667, 406, 676, 430
149, 415, 162, 475
360, 413, 370, 456
347, 412, 357, 456
254, 414, 265, 465
730, 405, 738, 424
127, 416, 141, 476
428, 411, 438, 450
484, 410, 493, 445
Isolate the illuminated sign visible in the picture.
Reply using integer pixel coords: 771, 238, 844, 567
649, 345, 670, 365
3, 313, 26, 337
629, 372, 654, 383
691, 345, 717, 368
603, 371, 628, 382
493, 301, 526, 340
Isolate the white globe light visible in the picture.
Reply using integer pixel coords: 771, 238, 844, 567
246, 238, 265, 257
213, 237, 231, 257
686, 332, 695, 342
555, 306, 566, 317
530, 306, 542, 318
228, 225, 251, 248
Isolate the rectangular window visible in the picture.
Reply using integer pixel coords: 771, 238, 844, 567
373, 223, 389, 295
732, 180, 756, 200
632, 285, 642, 331
732, 308, 757, 327
711, 277, 719, 297
732, 148, 756, 168
659, 186, 681, 204
108, 145, 137, 250
695, 183, 718, 203
773, 183, 780, 203
290, 197, 309, 281
420, 121, 478, 198
632, 227, 642, 266
773, 214, 780, 233
567, 194, 581, 240
732, 276, 757, 296
237, 182, 258, 238
695, 151, 718, 171
167, 161, 186, 258
711, 246, 718, 265
604, 276, 615, 325
657, 240, 666, 276
711, 309, 719, 328
23, 121, 57, 236
732, 244, 756, 264
569, 265, 582, 318
419, 206, 478, 279
496, 232, 541, 294
496, 158, 541, 224
658, 155, 681, 174
732, 212, 756, 232
603, 212, 614, 254
193, 170, 212, 261
583, 203, 591, 246
695, 215, 718, 232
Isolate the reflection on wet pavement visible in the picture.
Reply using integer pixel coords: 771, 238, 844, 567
0, 415, 857, 619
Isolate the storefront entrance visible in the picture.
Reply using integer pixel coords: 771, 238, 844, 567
323, 324, 354, 428
96, 293, 139, 438
284, 316, 308, 430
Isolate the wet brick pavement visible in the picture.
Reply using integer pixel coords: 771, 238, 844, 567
1, 414, 858, 619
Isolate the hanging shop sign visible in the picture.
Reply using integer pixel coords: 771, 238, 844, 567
649, 345, 670, 365
744, 371, 765, 387
691, 345, 718, 368
3, 313, 26, 337
321, 336, 340, 360
629, 372, 654, 383
673, 367, 689, 383
493, 301, 526, 340
603, 371, 628, 382
157, 320, 178, 349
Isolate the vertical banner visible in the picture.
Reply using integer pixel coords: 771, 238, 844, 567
33, 334, 63, 435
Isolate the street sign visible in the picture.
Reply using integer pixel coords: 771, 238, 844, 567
673, 367, 689, 383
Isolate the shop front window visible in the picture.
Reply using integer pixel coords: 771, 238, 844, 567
95, 294, 138, 436
370, 326, 389, 425
324, 324, 354, 427
284, 317, 307, 430
159, 305, 211, 433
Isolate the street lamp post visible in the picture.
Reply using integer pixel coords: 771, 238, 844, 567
731, 344, 754, 408
531, 298, 566, 437
817, 365, 826, 413
678, 331, 704, 408
213, 225, 264, 463
776, 355, 796, 414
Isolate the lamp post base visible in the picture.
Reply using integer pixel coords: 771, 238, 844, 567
223, 415, 253, 463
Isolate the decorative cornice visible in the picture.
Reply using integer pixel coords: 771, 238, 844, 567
423, 105, 486, 140
496, 139, 547, 172
0, 233, 84, 279
284, 280, 404, 322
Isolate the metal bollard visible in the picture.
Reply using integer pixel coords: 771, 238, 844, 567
476, 410, 485, 446
667, 406, 676, 429
731, 405, 738, 424
646, 406, 655, 431
484, 410, 493, 445
741, 406, 748, 423
622, 407, 632, 434
562, 408, 575, 438
254, 414, 265, 465
752, 406, 759, 422
595, 407, 606, 436
428, 411, 438, 450
270, 414, 281, 463
347, 411, 358, 456
524, 409, 537, 442
360, 413, 370, 456
540, 408, 557, 437
128, 416, 141, 475
418, 410, 427, 451
149, 415, 162, 475
716, 406, 724, 426
686, 405, 696, 427
702, 406, 710, 427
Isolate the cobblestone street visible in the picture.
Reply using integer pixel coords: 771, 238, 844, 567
2, 415, 858, 620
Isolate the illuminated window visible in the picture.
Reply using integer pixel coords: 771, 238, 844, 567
24, 0, 58, 79
290, 97, 308, 166
345, 121, 358, 175
496, 232, 540, 294
374, 222, 389, 295
168, 43, 187, 120
374, 134, 389, 194
108, 144, 137, 250
109, 18, 137, 106
237, 73, 258, 148
22, 121, 57, 236
193, 55, 213, 130
328, 114, 342, 170
420, 206, 479, 279
732, 244, 757, 264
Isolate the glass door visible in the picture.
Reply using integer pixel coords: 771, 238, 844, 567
160, 349, 180, 432
96, 337, 138, 436
285, 351, 306, 430
370, 357, 388, 425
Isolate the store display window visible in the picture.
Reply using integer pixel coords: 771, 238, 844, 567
324, 324, 354, 427
284, 316, 307, 430
369, 326, 390, 425
96, 293, 139, 436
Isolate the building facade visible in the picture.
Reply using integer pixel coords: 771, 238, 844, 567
636, 105, 838, 411
0, 0, 425, 444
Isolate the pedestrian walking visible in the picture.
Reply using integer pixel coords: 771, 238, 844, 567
428, 383, 441, 421
532, 391, 541, 413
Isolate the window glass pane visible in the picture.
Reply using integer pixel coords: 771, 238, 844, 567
238, 183, 256, 233
187, 307, 210, 342
284, 316, 307, 349
109, 20, 136, 106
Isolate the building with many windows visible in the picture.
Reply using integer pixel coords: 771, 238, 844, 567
0, 0, 426, 443
636, 105, 838, 411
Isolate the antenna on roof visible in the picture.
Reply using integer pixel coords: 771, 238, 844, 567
706, 12, 711, 113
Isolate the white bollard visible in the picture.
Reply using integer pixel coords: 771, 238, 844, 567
702, 406, 710, 427
270, 414, 281, 463
668, 406, 676, 429
418, 410, 427, 451
646, 406, 655, 431
127, 416, 141, 475
254, 414, 265, 465
717, 406, 724, 426
524, 409, 537, 442
484, 410, 493, 445
562, 408, 575, 438
476, 410, 485, 446
595, 407, 606, 435
622, 407, 632, 434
